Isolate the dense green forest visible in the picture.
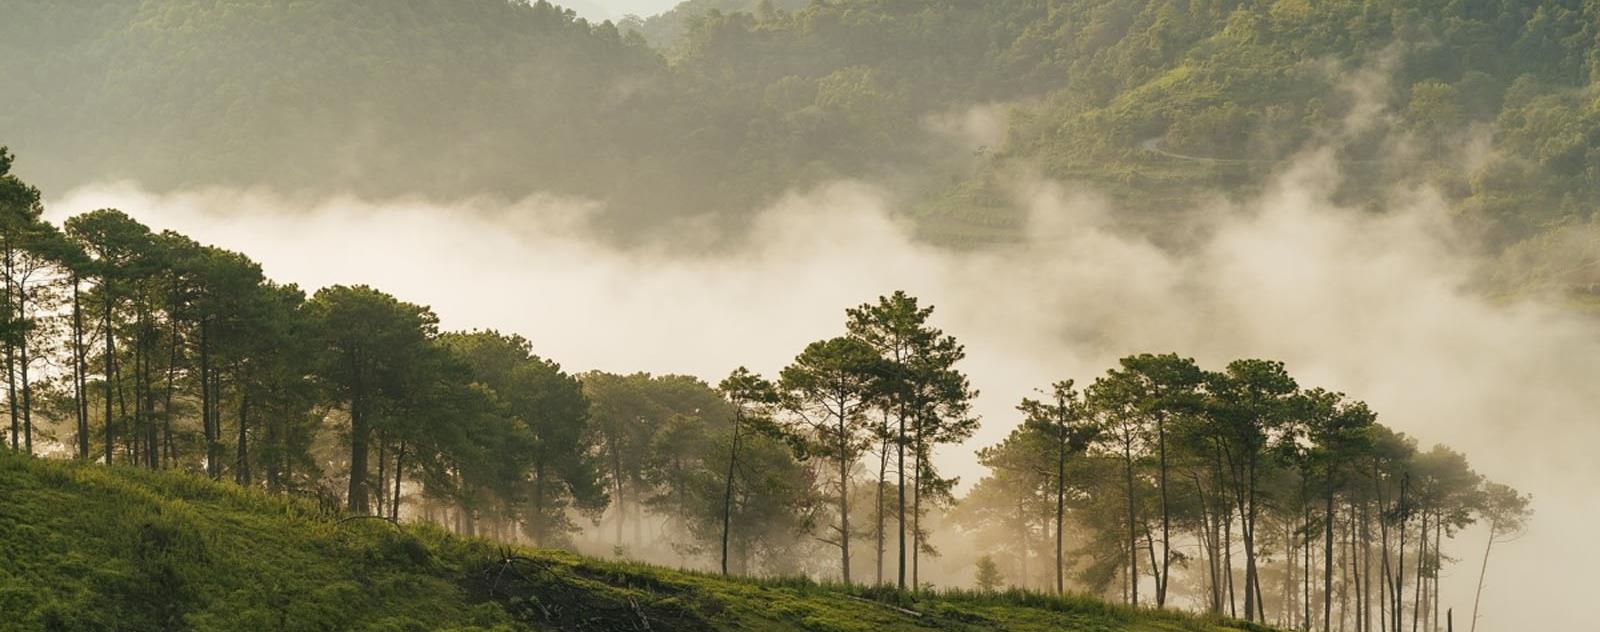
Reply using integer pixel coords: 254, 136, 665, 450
2, 146, 1532, 630
621, 0, 809, 47
3, 0, 1598, 260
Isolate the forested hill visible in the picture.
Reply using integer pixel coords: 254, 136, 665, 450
3, 0, 1598, 249
0, 0, 673, 213
0, 453, 1266, 632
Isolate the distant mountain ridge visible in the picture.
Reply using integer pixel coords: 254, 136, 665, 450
1, 0, 1596, 257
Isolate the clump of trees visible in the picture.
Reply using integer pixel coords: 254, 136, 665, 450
0, 145, 831, 575
3, 146, 616, 547
2, 144, 1530, 626
955, 354, 1533, 632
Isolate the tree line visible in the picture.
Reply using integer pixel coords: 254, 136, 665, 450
0, 146, 968, 581
2, 146, 1528, 630
955, 356, 1532, 632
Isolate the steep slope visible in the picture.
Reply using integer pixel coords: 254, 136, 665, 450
0, 453, 1270, 632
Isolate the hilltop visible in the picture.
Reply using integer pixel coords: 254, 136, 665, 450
0, 453, 1269, 631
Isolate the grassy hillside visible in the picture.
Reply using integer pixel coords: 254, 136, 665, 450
0, 453, 1270, 632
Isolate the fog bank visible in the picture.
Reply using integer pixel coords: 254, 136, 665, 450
48, 159, 1599, 630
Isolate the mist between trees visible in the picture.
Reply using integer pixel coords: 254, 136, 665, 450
2, 146, 1530, 632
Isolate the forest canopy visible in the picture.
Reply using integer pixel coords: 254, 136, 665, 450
2, 0, 1598, 254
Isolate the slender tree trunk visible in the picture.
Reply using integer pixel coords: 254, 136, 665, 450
390, 442, 405, 522
235, 385, 250, 485
72, 275, 88, 460
376, 433, 388, 517
838, 409, 852, 585
1250, 476, 1265, 621
265, 400, 281, 491
1352, 502, 1364, 632
1343, 505, 1353, 632
1226, 498, 1237, 618
200, 320, 215, 477
346, 350, 369, 513
1055, 414, 1067, 597
1381, 522, 1390, 632
1396, 474, 1409, 632
16, 274, 34, 456
162, 319, 179, 467
1254, 551, 1267, 626
896, 401, 907, 591
453, 502, 464, 535
1286, 514, 1298, 628
530, 458, 548, 545
138, 313, 154, 469
130, 316, 141, 465
1376, 537, 1388, 632
1377, 464, 1392, 632
138, 318, 147, 466
4, 245, 16, 452
208, 373, 220, 475
1413, 509, 1426, 632
1218, 452, 1236, 618
1326, 487, 1336, 632
118, 320, 131, 462
1144, 520, 1162, 599
1470, 524, 1495, 632
279, 397, 293, 490
1157, 417, 1171, 607
1196, 531, 1214, 610
1305, 502, 1312, 630
720, 408, 742, 576
611, 439, 624, 547
912, 424, 925, 591
1198, 477, 1220, 613
1125, 440, 1138, 606
874, 423, 887, 585
103, 288, 115, 464
1364, 486, 1374, 632
1120, 543, 1127, 603
19, 293, 32, 456
1226, 448, 1262, 622
147, 320, 158, 467
1440, 518, 1452, 632
6, 337, 16, 452
1016, 503, 1028, 591
1238, 459, 1260, 621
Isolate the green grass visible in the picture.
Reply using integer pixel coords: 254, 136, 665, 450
0, 453, 1271, 631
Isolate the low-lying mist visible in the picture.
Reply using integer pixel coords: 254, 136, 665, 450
48, 151, 1598, 630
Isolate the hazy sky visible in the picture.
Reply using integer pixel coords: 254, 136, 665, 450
567, 0, 682, 20
47, 152, 1598, 630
